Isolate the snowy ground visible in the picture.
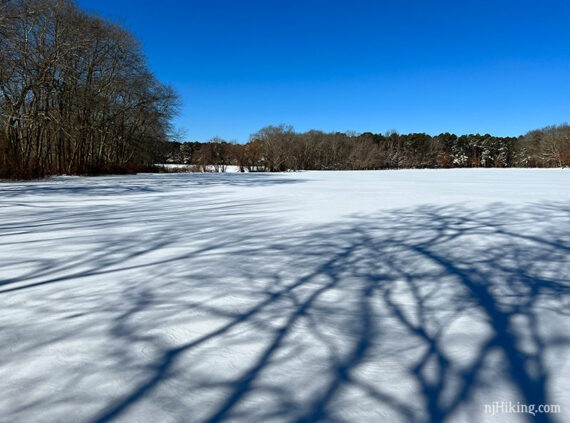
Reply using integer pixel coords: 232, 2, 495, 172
156, 164, 250, 172
0, 169, 569, 423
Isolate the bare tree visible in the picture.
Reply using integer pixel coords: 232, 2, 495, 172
0, 0, 179, 178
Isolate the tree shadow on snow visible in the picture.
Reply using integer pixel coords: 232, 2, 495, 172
0, 172, 305, 198
0, 197, 568, 422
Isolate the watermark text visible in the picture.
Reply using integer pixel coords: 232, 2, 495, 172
484, 401, 560, 417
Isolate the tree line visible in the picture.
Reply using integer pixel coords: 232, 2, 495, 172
156, 123, 570, 172
1, 1, 568, 179
0, 0, 179, 178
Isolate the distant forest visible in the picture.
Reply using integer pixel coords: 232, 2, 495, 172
1, 1, 569, 179
156, 124, 570, 172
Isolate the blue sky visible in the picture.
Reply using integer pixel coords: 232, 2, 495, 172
76, 0, 570, 142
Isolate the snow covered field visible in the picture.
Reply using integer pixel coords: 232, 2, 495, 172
0, 169, 569, 423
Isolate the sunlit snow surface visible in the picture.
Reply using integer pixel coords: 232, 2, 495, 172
0, 169, 569, 423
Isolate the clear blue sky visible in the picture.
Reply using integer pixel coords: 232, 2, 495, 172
76, 0, 570, 143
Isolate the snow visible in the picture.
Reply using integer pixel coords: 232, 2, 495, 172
0, 169, 568, 423
156, 164, 250, 173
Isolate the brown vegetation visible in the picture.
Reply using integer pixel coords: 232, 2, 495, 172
162, 124, 570, 173
0, 0, 179, 178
